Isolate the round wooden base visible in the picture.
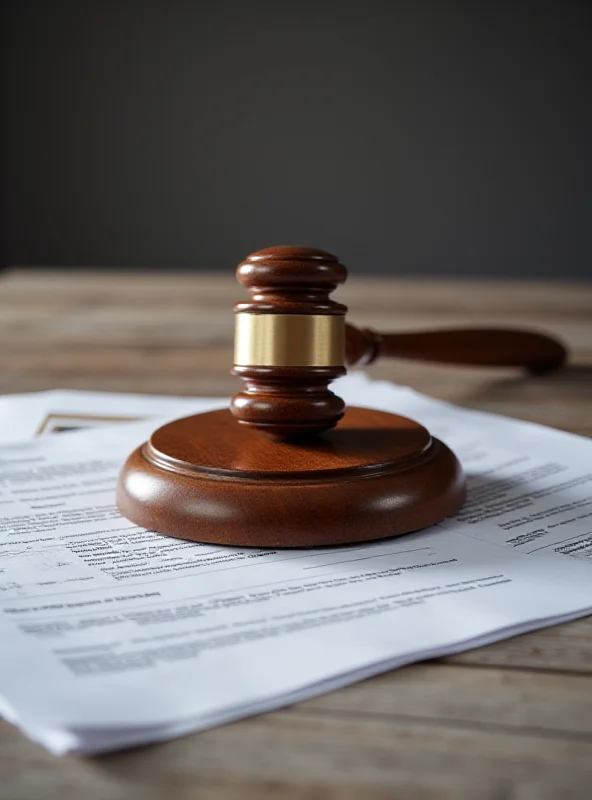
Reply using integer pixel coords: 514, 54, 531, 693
116, 407, 466, 548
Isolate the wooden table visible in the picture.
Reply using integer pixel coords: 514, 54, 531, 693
1, 270, 591, 800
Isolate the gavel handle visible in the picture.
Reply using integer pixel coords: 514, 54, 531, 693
345, 324, 567, 372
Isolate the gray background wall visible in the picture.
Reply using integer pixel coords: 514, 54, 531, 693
1, 1, 590, 277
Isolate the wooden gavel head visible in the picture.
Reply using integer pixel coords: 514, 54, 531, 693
231, 246, 348, 440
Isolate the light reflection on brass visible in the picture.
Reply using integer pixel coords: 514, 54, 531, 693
234, 313, 345, 367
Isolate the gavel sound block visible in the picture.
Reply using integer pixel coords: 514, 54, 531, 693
116, 246, 565, 548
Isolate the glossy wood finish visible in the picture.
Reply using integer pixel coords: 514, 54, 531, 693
1, 269, 591, 800
231, 246, 566, 439
345, 324, 567, 371
232, 246, 348, 438
118, 244, 466, 544
117, 406, 465, 547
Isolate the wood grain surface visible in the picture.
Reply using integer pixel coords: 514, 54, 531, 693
1, 269, 591, 800
116, 407, 465, 547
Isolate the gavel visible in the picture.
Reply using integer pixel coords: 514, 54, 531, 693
231, 246, 567, 439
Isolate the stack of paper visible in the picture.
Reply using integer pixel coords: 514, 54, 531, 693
0, 373, 591, 754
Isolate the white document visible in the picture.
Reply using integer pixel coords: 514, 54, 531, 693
0, 374, 591, 755
0, 389, 222, 443
350, 378, 592, 561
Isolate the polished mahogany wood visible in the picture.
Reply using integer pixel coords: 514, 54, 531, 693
117, 243, 466, 547
115, 242, 572, 547
234, 245, 348, 314
116, 406, 466, 547
231, 246, 567, 440
231, 246, 348, 439
345, 324, 567, 372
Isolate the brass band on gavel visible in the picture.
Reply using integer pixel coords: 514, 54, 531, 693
234, 313, 345, 368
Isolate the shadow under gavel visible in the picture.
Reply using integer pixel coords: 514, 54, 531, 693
345, 324, 567, 373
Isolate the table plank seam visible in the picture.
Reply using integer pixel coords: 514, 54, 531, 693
287, 707, 592, 743
439, 660, 592, 677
